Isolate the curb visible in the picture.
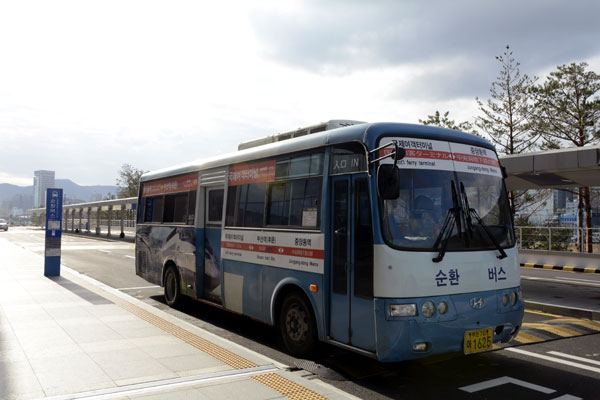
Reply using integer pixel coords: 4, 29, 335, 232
520, 263, 600, 274
525, 301, 600, 322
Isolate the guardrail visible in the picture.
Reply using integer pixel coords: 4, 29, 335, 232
515, 226, 600, 253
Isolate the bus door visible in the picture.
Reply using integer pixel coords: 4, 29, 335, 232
202, 186, 224, 303
330, 175, 375, 351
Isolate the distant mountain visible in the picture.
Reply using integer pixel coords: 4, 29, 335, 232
0, 179, 118, 209
54, 179, 118, 203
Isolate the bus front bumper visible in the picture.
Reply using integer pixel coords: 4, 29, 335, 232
373, 288, 524, 362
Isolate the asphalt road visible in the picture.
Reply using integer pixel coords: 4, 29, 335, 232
3, 227, 599, 399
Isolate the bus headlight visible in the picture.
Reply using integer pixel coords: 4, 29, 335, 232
510, 291, 517, 306
389, 304, 417, 317
422, 301, 435, 318
502, 294, 509, 306
437, 301, 448, 315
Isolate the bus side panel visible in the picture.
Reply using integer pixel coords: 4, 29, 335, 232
221, 260, 324, 335
203, 226, 223, 302
136, 225, 161, 285
135, 225, 197, 297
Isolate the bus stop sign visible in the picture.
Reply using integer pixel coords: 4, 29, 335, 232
44, 188, 63, 276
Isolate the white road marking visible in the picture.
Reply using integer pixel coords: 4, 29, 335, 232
118, 285, 160, 290
560, 277, 600, 284
459, 376, 555, 394
506, 348, 600, 374
99, 249, 111, 254
547, 351, 600, 367
123, 255, 135, 259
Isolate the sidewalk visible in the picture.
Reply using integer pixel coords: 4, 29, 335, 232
0, 238, 354, 400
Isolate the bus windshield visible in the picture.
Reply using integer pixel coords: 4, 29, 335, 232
381, 168, 514, 251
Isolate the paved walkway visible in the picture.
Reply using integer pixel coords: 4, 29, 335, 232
0, 238, 354, 400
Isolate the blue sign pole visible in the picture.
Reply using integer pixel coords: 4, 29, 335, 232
44, 188, 63, 276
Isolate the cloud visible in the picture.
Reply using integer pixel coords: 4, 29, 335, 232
249, 0, 600, 81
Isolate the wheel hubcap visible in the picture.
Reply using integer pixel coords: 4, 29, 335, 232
286, 305, 307, 342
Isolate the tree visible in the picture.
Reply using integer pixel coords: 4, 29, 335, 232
475, 45, 546, 217
419, 110, 478, 134
531, 62, 600, 252
475, 45, 539, 155
116, 164, 146, 198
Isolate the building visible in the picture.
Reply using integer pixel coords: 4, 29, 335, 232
33, 170, 55, 208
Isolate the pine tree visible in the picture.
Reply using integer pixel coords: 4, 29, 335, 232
532, 62, 600, 252
475, 45, 543, 217
419, 110, 479, 135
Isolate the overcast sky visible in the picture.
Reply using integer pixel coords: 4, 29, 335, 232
1, 0, 599, 186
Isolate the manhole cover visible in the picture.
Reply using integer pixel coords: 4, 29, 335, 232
293, 359, 345, 381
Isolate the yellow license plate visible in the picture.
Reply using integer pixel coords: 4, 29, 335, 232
464, 327, 493, 354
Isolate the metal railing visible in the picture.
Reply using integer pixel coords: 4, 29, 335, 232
515, 226, 600, 253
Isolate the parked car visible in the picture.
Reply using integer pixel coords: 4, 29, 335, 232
0, 219, 8, 231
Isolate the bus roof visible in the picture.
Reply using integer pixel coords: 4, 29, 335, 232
141, 122, 493, 182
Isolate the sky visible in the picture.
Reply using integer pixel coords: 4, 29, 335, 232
1, 0, 599, 186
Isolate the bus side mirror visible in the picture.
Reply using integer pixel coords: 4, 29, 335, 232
377, 164, 400, 200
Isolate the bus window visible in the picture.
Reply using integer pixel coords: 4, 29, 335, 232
354, 178, 373, 299
207, 189, 224, 224
164, 193, 188, 223
143, 196, 164, 223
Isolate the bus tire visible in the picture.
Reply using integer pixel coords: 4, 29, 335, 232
279, 291, 317, 357
164, 265, 181, 307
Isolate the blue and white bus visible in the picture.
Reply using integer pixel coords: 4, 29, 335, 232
135, 121, 523, 361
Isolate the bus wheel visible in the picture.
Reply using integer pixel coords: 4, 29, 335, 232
164, 266, 181, 307
279, 292, 316, 357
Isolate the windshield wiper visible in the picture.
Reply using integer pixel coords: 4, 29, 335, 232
459, 182, 507, 260
432, 180, 461, 263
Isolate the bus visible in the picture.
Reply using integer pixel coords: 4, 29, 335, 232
135, 121, 523, 361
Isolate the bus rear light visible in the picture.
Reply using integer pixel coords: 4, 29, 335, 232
389, 304, 417, 317
421, 301, 435, 318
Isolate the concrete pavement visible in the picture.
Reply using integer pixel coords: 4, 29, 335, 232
0, 237, 355, 400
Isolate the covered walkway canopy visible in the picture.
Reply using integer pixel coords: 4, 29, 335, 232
500, 145, 600, 190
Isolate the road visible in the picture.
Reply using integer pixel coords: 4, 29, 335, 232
2, 227, 599, 399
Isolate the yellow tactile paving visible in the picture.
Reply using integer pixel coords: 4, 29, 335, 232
63, 272, 331, 399
523, 322, 583, 338
252, 373, 328, 400
111, 296, 259, 369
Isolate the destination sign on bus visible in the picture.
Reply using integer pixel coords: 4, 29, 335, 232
228, 160, 276, 186
142, 173, 198, 196
379, 137, 501, 177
